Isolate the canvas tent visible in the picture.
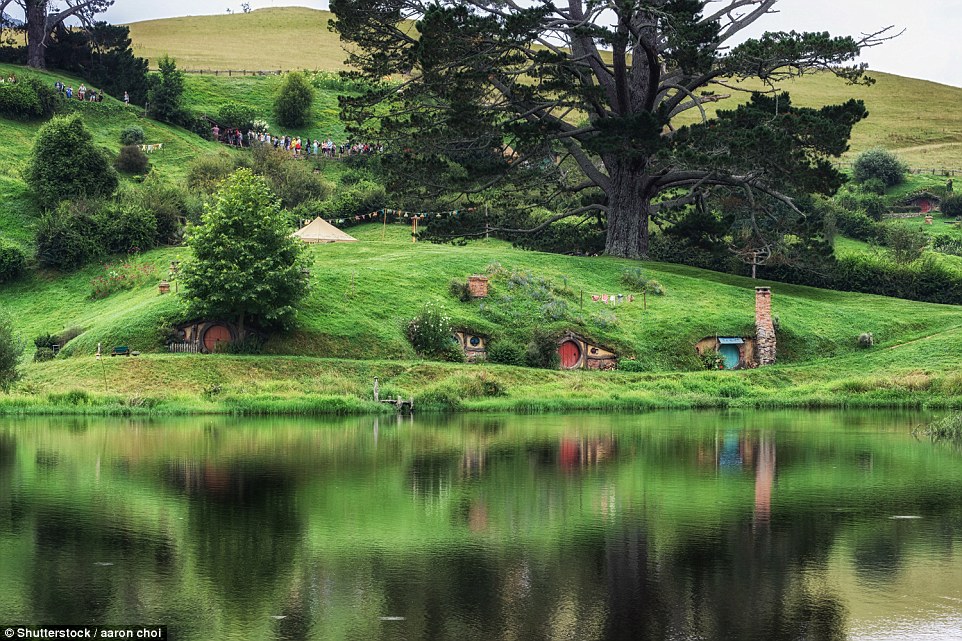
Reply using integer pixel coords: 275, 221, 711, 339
293, 217, 358, 244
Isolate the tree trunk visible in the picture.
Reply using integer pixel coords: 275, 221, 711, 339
604, 163, 649, 259
26, 2, 47, 69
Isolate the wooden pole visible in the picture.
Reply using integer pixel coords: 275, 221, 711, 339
382, 209, 388, 240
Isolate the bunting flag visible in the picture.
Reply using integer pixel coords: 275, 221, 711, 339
325, 207, 477, 227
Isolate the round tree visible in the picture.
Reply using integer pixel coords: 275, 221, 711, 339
853, 148, 907, 187
25, 114, 118, 208
274, 72, 314, 128
181, 169, 308, 334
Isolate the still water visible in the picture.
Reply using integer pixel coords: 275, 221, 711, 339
0, 411, 961, 640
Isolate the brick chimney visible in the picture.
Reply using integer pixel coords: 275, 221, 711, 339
755, 287, 776, 366
467, 275, 489, 298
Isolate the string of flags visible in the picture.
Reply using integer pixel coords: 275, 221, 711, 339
591, 294, 635, 305
326, 207, 477, 226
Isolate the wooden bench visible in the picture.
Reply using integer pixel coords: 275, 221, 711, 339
110, 346, 130, 357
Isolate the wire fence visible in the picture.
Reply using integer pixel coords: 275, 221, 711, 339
834, 161, 962, 177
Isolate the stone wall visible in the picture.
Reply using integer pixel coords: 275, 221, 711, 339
755, 287, 776, 366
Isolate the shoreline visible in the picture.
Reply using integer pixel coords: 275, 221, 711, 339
3, 353, 961, 417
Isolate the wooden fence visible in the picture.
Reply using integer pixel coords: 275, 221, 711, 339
833, 161, 962, 177
172, 69, 289, 76
168, 342, 201, 354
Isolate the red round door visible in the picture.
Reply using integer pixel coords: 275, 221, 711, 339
203, 324, 232, 352
558, 340, 582, 369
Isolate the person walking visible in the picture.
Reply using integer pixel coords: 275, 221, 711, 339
124, 91, 130, 106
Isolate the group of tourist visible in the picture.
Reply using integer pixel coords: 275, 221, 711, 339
53, 80, 104, 102
211, 124, 382, 159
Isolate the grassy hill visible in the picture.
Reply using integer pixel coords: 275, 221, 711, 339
127, 7, 962, 168
2, 222, 962, 414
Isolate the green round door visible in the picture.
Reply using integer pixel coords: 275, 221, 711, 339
719, 344, 741, 369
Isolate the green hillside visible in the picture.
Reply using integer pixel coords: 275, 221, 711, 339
126, 7, 962, 168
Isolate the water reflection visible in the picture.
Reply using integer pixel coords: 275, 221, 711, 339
0, 411, 960, 641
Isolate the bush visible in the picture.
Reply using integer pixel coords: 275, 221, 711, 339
487, 339, 526, 366
316, 179, 386, 221
249, 144, 333, 208
449, 279, 473, 302
217, 102, 256, 130
90, 261, 157, 298
853, 148, 907, 187
115, 144, 150, 174
618, 358, 646, 372
274, 71, 314, 128
620, 267, 666, 295
406, 303, 460, 360
0, 76, 59, 120
860, 195, 888, 221
883, 226, 928, 264
35, 205, 103, 270
941, 195, 962, 218
833, 207, 882, 242
120, 175, 197, 243
525, 328, 560, 369
186, 155, 236, 194
119, 125, 145, 146
0, 240, 27, 283
861, 178, 887, 195
25, 115, 118, 208
0, 312, 25, 391
857, 332, 874, 349
95, 203, 158, 254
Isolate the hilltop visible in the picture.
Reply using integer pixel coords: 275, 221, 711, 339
126, 7, 962, 168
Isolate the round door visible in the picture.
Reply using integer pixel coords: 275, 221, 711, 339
203, 324, 232, 353
558, 340, 582, 369
719, 344, 741, 370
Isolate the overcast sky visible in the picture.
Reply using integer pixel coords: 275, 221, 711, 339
16, 1, 962, 87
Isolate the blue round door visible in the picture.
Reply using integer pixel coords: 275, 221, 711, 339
719, 344, 741, 370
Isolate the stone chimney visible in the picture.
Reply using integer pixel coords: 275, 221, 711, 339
467, 275, 489, 298
755, 287, 776, 366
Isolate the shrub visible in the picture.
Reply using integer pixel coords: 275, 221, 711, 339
487, 339, 526, 367
853, 148, 907, 187
316, 179, 386, 220
861, 178, 887, 195
119, 125, 145, 146
406, 303, 460, 360
931, 234, 962, 257
857, 332, 874, 349
883, 225, 928, 264
249, 144, 333, 208
187, 155, 236, 194
620, 267, 665, 295
217, 102, 256, 130
35, 205, 103, 270
121, 175, 197, 243
833, 207, 881, 241
941, 195, 962, 218
525, 328, 560, 369
0, 311, 25, 391
860, 195, 888, 221
0, 76, 59, 120
0, 240, 27, 283
274, 71, 314, 128
618, 358, 646, 372
90, 261, 157, 299
33, 346, 55, 362
222, 334, 266, 355
115, 144, 150, 174
449, 279, 473, 302
95, 203, 158, 254
25, 115, 118, 208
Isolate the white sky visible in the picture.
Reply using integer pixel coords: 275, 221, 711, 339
9, 1, 962, 87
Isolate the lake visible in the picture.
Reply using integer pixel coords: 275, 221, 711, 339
1, 411, 960, 640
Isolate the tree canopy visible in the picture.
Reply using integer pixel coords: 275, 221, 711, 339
331, 0, 893, 258
181, 169, 308, 334
0, 0, 116, 69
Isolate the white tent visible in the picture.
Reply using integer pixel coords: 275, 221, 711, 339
293, 217, 359, 244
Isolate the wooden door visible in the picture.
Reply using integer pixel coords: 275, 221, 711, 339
203, 324, 232, 353
558, 340, 582, 369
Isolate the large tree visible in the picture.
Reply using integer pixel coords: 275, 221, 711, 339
331, 0, 894, 258
181, 169, 309, 335
0, 0, 114, 69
